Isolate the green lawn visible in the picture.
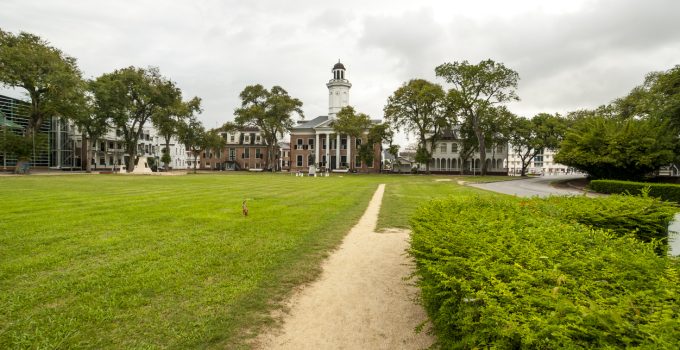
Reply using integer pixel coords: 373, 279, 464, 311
377, 175, 510, 230
0, 173, 500, 348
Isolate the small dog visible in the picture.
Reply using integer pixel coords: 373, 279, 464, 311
242, 200, 249, 216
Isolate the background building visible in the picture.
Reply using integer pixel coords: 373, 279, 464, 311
201, 127, 270, 170
289, 61, 382, 173
420, 129, 509, 175
506, 148, 573, 175
1, 94, 188, 172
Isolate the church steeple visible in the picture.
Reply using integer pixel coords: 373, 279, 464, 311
327, 60, 351, 119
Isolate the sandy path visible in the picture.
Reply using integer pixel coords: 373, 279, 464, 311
255, 184, 433, 350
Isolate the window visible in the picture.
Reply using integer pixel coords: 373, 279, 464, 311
244, 148, 250, 159
296, 138, 303, 149
244, 135, 250, 144
308, 138, 314, 150
440, 143, 447, 153
308, 154, 314, 166
341, 138, 347, 150
534, 153, 543, 167
451, 143, 458, 153
230, 134, 235, 142
368, 158, 374, 168
256, 135, 261, 144
496, 145, 504, 153
256, 148, 261, 159
100, 142, 106, 151
109, 141, 114, 149
99, 157, 105, 165
341, 155, 347, 167
229, 148, 236, 161
297, 155, 303, 167
109, 156, 113, 165
355, 156, 361, 168
322, 138, 327, 150
356, 138, 362, 148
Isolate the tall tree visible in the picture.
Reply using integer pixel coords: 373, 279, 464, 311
457, 119, 478, 174
90, 66, 178, 172
153, 96, 202, 171
0, 30, 85, 168
384, 79, 448, 173
508, 113, 566, 176
71, 90, 109, 172
555, 114, 675, 180
177, 117, 206, 174
436, 59, 519, 175
234, 85, 303, 171
333, 106, 372, 170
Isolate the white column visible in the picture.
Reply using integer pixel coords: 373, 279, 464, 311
315, 132, 320, 167
336, 133, 341, 169
325, 132, 330, 168
347, 135, 351, 170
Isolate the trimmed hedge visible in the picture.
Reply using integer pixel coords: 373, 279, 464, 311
533, 194, 677, 247
410, 196, 680, 349
590, 179, 680, 203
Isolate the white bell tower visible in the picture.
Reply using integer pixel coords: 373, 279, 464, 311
327, 60, 351, 119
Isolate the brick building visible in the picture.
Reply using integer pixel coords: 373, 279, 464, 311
200, 127, 272, 170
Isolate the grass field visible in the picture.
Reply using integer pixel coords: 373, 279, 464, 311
0, 173, 503, 348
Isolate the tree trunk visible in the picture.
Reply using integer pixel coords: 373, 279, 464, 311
164, 136, 171, 171
475, 128, 487, 176
193, 153, 198, 174
84, 134, 92, 173
126, 141, 137, 173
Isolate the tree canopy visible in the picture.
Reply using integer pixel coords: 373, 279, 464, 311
555, 115, 675, 180
90, 66, 179, 172
509, 113, 566, 176
234, 85, 303, 171
0, 30, 85, 136
177, 116, 206, 173
384, 79, 448, 172
436, 59, 519, 175
153, 95, 202, 170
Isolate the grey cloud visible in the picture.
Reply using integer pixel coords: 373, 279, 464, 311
2, 0, 679, 143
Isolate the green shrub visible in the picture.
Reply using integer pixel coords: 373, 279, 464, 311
531, 194, 677, 247
590, 179, 680, 203
410, 196, 680, 349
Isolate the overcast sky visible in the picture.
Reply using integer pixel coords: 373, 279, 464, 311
2, 0, 679, 143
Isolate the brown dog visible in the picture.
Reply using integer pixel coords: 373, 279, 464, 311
242, 200, 249, 216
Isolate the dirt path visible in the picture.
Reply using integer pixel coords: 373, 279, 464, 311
255, 184, 433, 349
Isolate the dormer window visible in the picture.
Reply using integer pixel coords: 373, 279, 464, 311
244, 135, 250, 144
256, 135, 261, 144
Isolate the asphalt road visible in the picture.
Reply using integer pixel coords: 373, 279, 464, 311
469, 174, 588, 198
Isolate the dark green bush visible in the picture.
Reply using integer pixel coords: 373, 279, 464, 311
531, 194, 677, 246
590, 179, 680, 203
410, 196, 680, 349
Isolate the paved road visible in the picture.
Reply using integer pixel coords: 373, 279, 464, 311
469, 174, 588, 198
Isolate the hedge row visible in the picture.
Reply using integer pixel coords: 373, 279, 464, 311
410, 196, 680, 349
590, 179, 680, 203
533, 194, 677, 248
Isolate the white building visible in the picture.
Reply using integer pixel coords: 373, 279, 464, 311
422, 129, 509, 174
505, 148, 573, 175
68, 122, 188, 171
